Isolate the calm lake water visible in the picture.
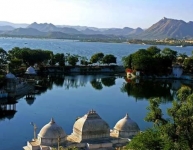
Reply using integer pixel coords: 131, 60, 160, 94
0, 37, 193, 65
0, 38, 193, 150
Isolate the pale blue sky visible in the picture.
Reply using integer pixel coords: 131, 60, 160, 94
0, 0, 192, 28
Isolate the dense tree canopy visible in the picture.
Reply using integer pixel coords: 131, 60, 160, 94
131, 49, 154, 71
127, 86, 193, 150
147, 46, 161, 56
122, 46, 178, 75
102, 54, 116, 65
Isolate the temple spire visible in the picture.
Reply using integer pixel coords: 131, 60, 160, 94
125, 113, 129, 119
50, 117, 55, 124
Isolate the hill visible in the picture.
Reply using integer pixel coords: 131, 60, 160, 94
1, 18, 193, 40
139, 17, 193, 39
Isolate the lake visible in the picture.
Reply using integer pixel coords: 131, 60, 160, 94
0, 37, 193, 65
0, 38, 193, 150
1, 74, 192, 150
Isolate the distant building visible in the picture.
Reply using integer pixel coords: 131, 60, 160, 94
25, 66, 37, 75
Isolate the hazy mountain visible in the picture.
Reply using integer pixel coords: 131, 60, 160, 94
128, 27, 143, 35
59, 27, 82, 34
56, 25, 107, 31
28, 22, 82, 34
81, 28, 102, 35
0, 25, 15, 31
101, 27, 133, 36
4, 28, 45, 36
0, 21, 29, 28
1, 18, 193, 39
139, 17, 193, 39
27, 22, 58, 32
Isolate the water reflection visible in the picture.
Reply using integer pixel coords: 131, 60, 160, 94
121, 78, 193, 102
0, 98, 17, 120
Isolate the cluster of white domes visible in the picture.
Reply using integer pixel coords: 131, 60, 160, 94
35, 110, 140, 146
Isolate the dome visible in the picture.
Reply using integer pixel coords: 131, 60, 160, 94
25, 66, 36, 74
6, 72, 16, 79
72, 110, 110, 142
114, 114, 140, 132
112, 114, 140, 138
38, 118, 66, 146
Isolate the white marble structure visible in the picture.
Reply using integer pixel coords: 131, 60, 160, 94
110, 114, 140, 138
26, 66, 37, 75
70, 110, 110, 142
24, 110, 140, 150
23, 118, 66, 150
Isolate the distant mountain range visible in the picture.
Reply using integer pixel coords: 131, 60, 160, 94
0, 18, 193, 40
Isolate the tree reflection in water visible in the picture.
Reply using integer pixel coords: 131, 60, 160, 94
121, 78, 193, 103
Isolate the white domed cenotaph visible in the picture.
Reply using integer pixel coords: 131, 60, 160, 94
111, 113, 140, 138
25, 66, 36, 75
70, 109, 110, 142
37, 118, 67, 146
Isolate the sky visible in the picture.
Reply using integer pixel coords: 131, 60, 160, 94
0, 0, 192, 28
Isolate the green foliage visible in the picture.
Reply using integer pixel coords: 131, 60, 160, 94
54, 53, 65, 66
68, 55, 79, 66
147, 46, 161, 56
10, 58, 23, 69
90, 52, 104, 65
102, 54, 116, 65
122, 55, 132, 68
127, 86, 193, 150
131, 49, 154, 71
0, 47, 8, 64
80, 56, 88, 66
126, 129, 163, 150
183, 58, 193, 72
8, 47, 53, 66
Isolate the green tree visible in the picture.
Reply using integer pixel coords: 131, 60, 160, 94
126, 128, 163, 150
0, 47, 8, 64
131, 49, 154, 71
147, 46, 161, 56
127, 86, 193, 150
90, 52, 104, 65
102, 54, 116, 65
80, 56, 88, 66
68, 55, 79, 66
122, 54, 132, 68
160, 48, 177, 67
54, 53, 65, 66
183, 58, 193, 72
